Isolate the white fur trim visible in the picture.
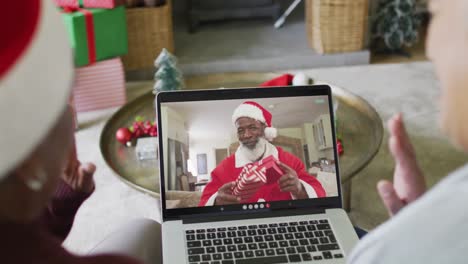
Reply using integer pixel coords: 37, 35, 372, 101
0, 1, 73, 180
232, 103, 266, 125
264, 127, 277, 141
292, 72, 310, 86
204, 192, 218, 206
291, 179, 318, 199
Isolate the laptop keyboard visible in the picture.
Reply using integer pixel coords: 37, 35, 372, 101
185, 219, 344, 264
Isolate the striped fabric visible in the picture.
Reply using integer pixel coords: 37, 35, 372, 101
72, 58, 126, 112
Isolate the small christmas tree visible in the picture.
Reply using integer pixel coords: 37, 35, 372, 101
372, 0, 421, 55
153, 48, 184, 94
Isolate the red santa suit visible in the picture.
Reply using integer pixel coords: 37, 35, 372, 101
199, 144, 326, 206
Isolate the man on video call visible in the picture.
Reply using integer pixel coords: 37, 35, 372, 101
199, 101, 326, 206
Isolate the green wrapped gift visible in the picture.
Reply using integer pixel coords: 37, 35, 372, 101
62, 6, 128, 67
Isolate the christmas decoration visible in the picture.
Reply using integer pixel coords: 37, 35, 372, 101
116, 127, 133, 145
337, 139, 344, 156
135, 137, 159, 160
371, 0, 421, 54
231, 155, 284, 201
61, 6, 128, 67
72, 58, 126, 112
115, 116, 158, 146
260, 74, 294, 87
153, 48, 185, 94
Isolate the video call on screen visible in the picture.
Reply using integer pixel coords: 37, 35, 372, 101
160, 96, 338, 209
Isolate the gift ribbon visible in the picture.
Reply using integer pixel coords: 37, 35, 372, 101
63, 7, 96, 65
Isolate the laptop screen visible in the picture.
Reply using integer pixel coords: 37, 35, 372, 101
157, 86, 342, 220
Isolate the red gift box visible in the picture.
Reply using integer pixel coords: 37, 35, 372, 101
232, 155, 284, 200
54, 0, 124, 9
232, 164, 266, 201
72, 58, 126, 112
257, 155, 284, 184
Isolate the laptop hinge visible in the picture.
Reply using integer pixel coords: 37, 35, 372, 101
182, 207, 326, 224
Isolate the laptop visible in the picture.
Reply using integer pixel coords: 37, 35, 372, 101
156, 85, 359, 264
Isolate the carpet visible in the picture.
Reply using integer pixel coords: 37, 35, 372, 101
64, 62, 468, 254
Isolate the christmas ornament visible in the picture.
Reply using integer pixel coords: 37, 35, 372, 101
116, 127, 132, 145
115, 116, 158, 146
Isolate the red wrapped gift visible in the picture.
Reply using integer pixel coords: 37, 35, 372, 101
231, 155, 284, 200
232, 164, 266, 200
54, 0, 124, 9
257, 155, 284, 184
72, 58, 126, 112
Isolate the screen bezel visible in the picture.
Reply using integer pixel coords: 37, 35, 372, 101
156, 85, 343, 221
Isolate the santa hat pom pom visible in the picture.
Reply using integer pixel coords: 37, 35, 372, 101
264, 127, 278, 141
292, 72, 310, 86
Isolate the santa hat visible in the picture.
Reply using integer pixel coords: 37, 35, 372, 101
232, 101, 278, 141
0, 1, 73, 180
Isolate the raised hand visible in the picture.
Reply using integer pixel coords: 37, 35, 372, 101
215, 182, 241, 205
62, 144, 95, 194
277, 161, 307, 199
377, 113, 426, 216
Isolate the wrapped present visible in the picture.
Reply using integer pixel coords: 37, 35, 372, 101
232, 155, 284, 200
72, 58, 126, 112
257, 155, 284, 184
232, 164, 266, 201
61, 6, 128, 67
54, 0, 124, 9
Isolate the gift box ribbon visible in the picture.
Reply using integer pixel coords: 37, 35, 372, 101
63, 7, 96, 65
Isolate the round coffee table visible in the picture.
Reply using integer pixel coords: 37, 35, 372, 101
100, 73, 383, 211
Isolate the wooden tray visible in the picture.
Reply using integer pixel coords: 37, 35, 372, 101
100, 73, 383, 198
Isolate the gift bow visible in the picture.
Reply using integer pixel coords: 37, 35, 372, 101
63, 6, 96, 65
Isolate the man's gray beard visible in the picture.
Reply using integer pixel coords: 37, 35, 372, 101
239, 137, 268, 162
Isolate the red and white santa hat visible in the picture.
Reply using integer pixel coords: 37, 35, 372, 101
232, 101, 278, 141
0, 1, 73, 180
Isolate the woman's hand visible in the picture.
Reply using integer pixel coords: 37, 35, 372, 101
377, 113, 426, 216
62, 145, 95, 194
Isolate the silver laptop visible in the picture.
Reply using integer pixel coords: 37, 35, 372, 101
156, 85, 359, 264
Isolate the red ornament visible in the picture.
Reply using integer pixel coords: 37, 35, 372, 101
116, 127, 133, 145
116, 116, 158, 146
337, 139, 344, 155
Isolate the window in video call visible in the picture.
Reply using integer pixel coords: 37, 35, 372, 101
160, 96, 338, 209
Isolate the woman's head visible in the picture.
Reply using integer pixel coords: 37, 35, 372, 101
0, 107, 75, 221
426, 0, 468, 149
0, 0, 74, 221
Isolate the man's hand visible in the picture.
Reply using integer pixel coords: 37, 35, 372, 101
62, 145, 96, 194
377, 113, 426, 216
215, 182, 241, 205
277, 161, 307, 199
